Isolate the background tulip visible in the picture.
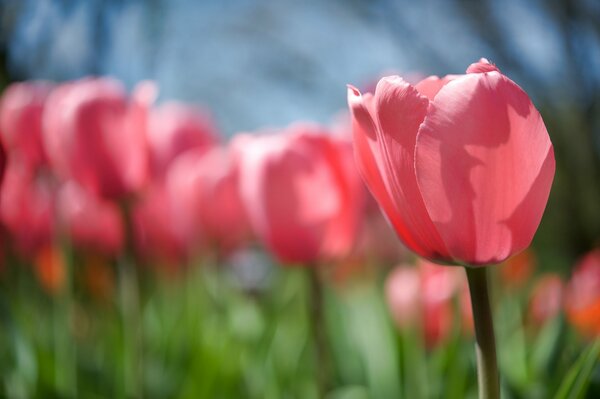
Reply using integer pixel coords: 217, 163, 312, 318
0, 159, 54, 254
147, 101, 218, 179
529, 273, 564, 326
565, 249, 600, 337
385, 265, 421, 329
56, 181, 124, 256
237, 124, 364, 265
348, 59, 555, 266
132, 184, 188, 269
167, 145, 250, 256
0, 81, 53, 169
42, 78, 153, 200
385, 260, 465, 347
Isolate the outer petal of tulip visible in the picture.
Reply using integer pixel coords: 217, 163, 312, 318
0, 81, 53, 168
148, 102, 218, 178
57, 182, 124, 256
348, 81, 449, 261
415, 64, 555, 265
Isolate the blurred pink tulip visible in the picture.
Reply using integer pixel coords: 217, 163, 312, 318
0, 81, 53, 169
565, 249, 600, 337
529, 273, 564, 326
237, 124, 365, 265
43, 78, 155, 200
132, 184, 187, 268
57, 181, 124, 256
385, 266, 421, 328
167, 145, 250, 255
348, 59, 555, 266
0, 160, 54, 254
385, 260, 465, 347
147, 102, 218, 178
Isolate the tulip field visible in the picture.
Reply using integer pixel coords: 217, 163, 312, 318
0, 55, 599, 399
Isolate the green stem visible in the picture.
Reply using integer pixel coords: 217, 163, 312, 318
118, 201, 142, 398
465, 267, 500, 399
55, 241, 77, 398
308, 267, 331, 396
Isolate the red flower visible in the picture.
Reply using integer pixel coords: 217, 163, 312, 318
348, 59, 555, 266
237, 124, 364, 264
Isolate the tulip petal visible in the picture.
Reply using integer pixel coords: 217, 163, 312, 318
374, 77, 447, 260
414, 75, 460, 100
348, 86, 423, 253
415, 72, 555, 265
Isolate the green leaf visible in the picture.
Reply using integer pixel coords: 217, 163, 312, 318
554, 339, 600, 399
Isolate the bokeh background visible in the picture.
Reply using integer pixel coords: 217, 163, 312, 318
0, 1, 599, 398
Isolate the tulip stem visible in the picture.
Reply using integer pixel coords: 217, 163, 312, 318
308, 267, 332, 396
465, 267, 500, 399
118, 201, 143, 398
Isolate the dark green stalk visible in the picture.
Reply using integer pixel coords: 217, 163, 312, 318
465, 267, 500, 399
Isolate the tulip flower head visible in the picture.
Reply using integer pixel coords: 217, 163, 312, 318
0, 81, 53, 169
386, 260, 465, 347
132, 184, 188, 268
57, 181, 124, 256
237, 124, 364, 265
0, 159, 54, 254
348, 59, 555, 266
167, 145, 250, 255
529, 273, 564, 326
565, 250, 600, 337
147, 102, 218, 179
43, 78, 155, 200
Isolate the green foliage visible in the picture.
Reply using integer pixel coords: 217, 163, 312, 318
0, 260, 597, 398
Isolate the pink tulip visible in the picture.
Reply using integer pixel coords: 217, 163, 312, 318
0, 159, 54, 254
147, 102, 218, 178
132, 184, 187, 268
385, 265, 421, 328
385, 260, 465, 347
43, 78, 155, 200
167, 145, 250, 255
565, 250, 600, 337
56, 181, 124, 256
0, 81, 53, 169
529, 273, 564, 326
348, 59, 555, 266
237, 124, 364, 264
